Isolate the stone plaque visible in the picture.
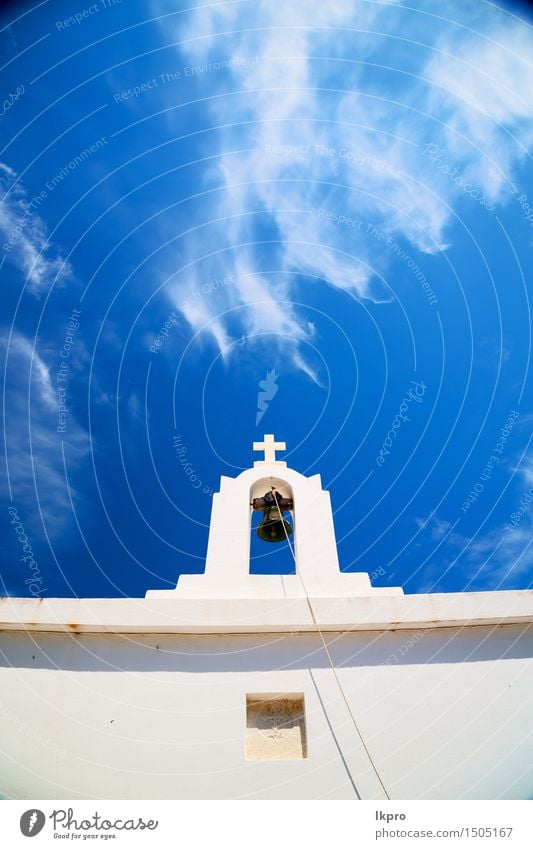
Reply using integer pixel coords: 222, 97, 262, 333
246, 695, 307, 760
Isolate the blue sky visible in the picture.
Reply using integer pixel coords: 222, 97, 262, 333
1, 0, 532, 598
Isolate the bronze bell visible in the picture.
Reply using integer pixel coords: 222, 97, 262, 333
253, 491, 293, 544
256, 506, 293, 543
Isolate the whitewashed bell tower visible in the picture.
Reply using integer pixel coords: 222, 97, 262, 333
147, 434, 403, 599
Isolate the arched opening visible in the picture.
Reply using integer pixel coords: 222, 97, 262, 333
249, 477, 296, 575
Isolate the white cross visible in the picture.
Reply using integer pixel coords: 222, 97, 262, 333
253, 434, 287, 466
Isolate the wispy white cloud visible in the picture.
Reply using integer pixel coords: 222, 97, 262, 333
415, 515, 452, 541
514, 453, 533, 487
2, 331, 90, 536
0, 162, 71, 290
424, 19, 533, 200
417, 459, 533, 590
150, 0, 533, 366
457, 520, 533, 588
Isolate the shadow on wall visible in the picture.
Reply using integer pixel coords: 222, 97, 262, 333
0, 624, 531, 672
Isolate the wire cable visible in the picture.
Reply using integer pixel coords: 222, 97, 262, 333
270, 486, 390, 800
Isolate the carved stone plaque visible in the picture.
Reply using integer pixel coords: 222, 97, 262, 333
246, 695, 307, 760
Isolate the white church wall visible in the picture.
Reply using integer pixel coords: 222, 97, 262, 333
0, 623, 531, 800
